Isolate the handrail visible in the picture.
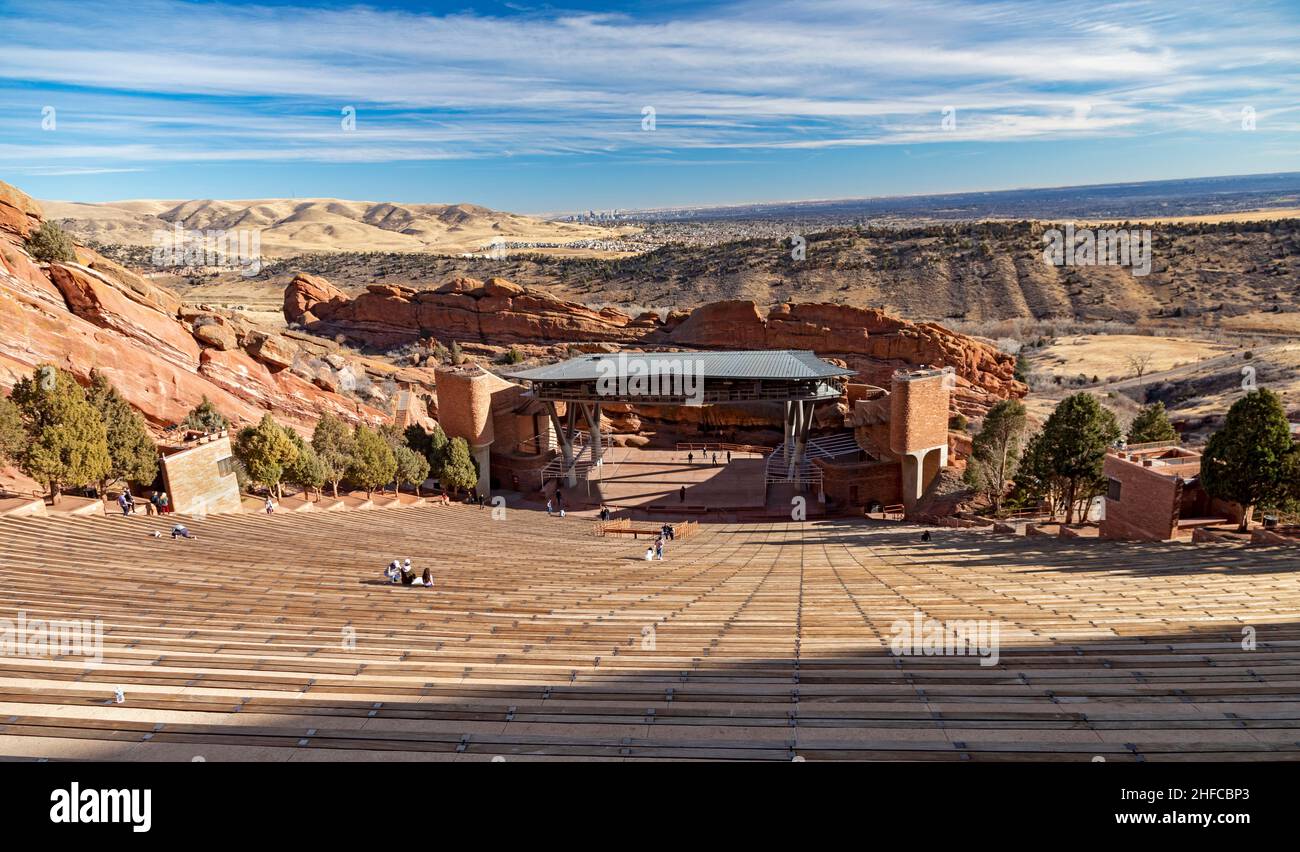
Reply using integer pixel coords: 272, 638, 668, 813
1122, 439, 1182, 452
675, 442, 772, 455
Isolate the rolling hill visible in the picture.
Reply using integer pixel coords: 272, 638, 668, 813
41, 197, 633, 257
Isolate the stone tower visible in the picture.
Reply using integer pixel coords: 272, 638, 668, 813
434, 365, 496, 497
889, 368, 951, 509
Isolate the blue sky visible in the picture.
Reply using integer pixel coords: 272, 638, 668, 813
1, 0, 1297, 212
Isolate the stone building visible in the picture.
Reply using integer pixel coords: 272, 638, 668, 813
1099, 444, 1243, 541
823, 368, 954, 511
159, 431, 243, 516
434, 364, 554, 495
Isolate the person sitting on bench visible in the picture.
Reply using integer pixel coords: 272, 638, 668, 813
921, 530, 932, 542
171, 524, 195, 539
415, 567, 433, 588
386, 560, 402, 584
644, 546, 655, 561
400, 558, 416, 585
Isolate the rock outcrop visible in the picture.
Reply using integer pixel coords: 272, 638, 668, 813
287, 274, 633, 349
659, 300, 1024, 414
0, 179, 396, 433
284, 274, 1026, 413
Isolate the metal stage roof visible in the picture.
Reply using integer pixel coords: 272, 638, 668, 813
507, 350, 852, 382
506, 350, 852, 405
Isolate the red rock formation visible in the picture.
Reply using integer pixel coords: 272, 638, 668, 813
663, 300, 1024, 403
0, 179, 389, 433
47, 262, 201, 369
286, 273, 1026, 414
283, 272, 348, 325
288, 273, 633, 348
0, 182, 42, 239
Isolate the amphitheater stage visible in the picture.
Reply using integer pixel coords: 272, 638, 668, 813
560, 447, 771, 511
1, 505, 1299, 762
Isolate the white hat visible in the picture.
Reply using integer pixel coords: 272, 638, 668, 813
404, 559, 411, 567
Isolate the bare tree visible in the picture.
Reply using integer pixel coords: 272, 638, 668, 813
1125, 352, 1154, 382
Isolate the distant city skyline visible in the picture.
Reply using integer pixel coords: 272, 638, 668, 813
2, 0, 1297, 213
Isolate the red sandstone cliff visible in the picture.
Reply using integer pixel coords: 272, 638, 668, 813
0, 179, 392, 432
286, 275, 633, 349
284, 274, 1026, 413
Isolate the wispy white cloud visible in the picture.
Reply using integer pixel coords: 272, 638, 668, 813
0, 0, 1295, 169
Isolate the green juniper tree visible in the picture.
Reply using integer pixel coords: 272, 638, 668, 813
1127, 401, 1178, 445
285, 431, 327, 500
9, 365, 111, 502
86, 371, 158, 494
180, 396, 231, 434
1032, 393, 1121, 524
1200, 389, 1295, 532
311, 411, 355, 498
438, 437, 478, 498
394, 445, 431, 497
25, 220, 77, 263
0, 393, 24, 466
233, 414, 299, 499
348, 425, 397, 498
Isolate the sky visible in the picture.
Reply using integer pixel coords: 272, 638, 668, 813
0, 0, 1297, 213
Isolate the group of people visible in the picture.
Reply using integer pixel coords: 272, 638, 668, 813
116, 490, 171, 516
644, 535, 666, 561
385, 558, 433, 588
685, 450, 731, 466
545, 491, 567, 518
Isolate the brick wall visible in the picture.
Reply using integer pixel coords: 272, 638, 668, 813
889, 373, 949, 455
817, 458, 902, 508
1099, 454, 1179, 541
160, 435, 243, 516
435, 366, 495, 446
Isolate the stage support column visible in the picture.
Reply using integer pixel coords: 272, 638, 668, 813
546, 401, 578, 489
564, 406, 579, 487
783, 401, 796, 480
585, 402, 603, 466
792, 400, 812, 491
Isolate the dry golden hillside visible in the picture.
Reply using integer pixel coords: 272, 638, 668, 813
42, 197, 635, 257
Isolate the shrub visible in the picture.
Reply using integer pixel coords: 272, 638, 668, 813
25, 221, 77, 263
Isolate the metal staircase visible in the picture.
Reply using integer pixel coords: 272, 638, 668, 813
764, 432, 864, 484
